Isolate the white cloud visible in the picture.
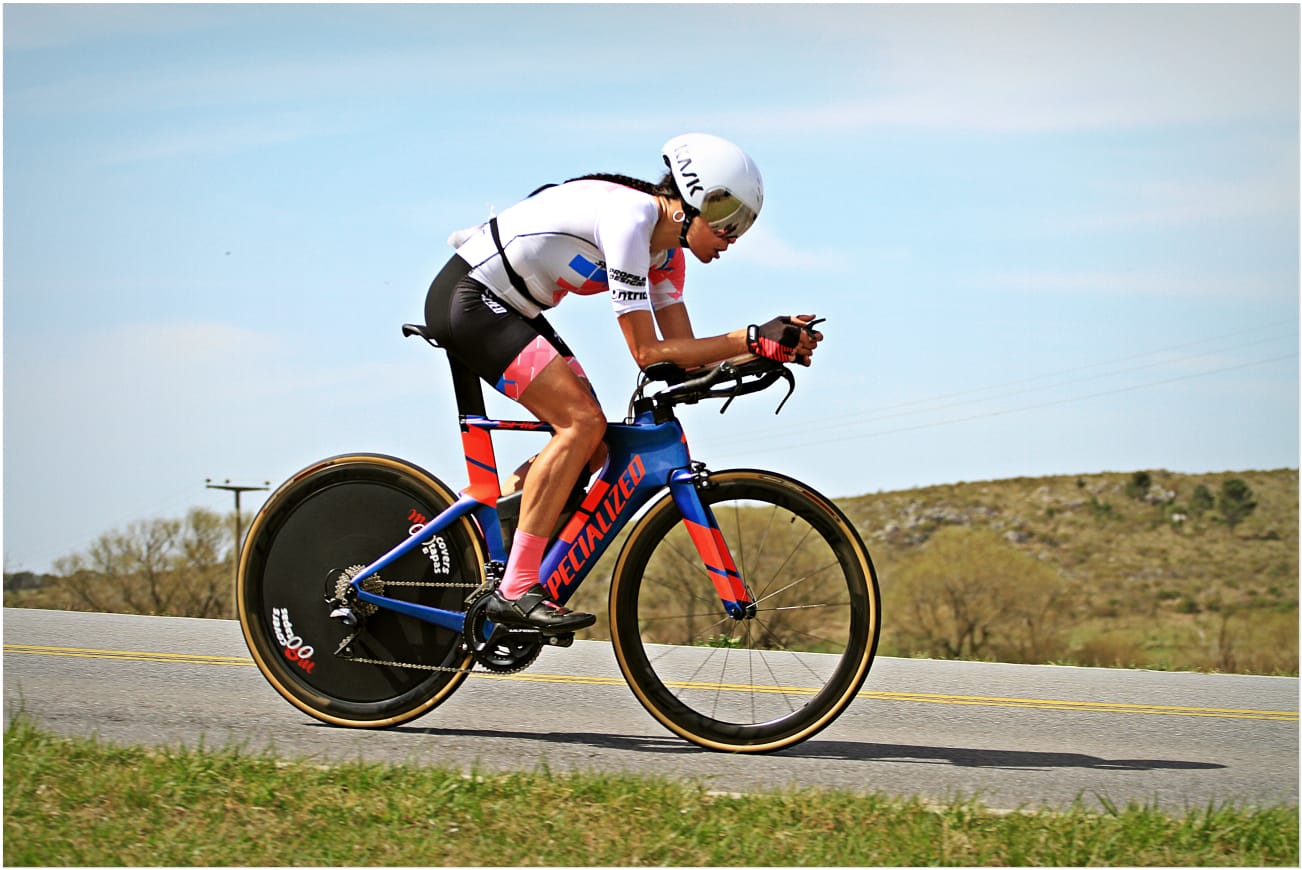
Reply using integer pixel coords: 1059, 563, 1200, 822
641, 5, 1298, 137
1059, 171, 1300, 232
3, 5, 223, 51
93, 113, 347, 165
984, 270, 1291, 303
3, 320, 447, 572
725, 224, 854, 273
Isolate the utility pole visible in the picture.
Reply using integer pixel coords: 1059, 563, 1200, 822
206, 479, 270, 570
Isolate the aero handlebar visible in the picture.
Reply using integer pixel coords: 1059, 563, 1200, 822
627, 355, 796, 421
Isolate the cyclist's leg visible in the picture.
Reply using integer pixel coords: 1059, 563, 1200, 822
510, 356, 607, 548
487, 353, 603, 631
425, 270, 600, 630
501, 336, 608, 497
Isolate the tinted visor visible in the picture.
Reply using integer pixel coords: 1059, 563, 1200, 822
698, 188, 758, 239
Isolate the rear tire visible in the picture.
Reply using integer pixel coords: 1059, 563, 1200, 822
237, 454, 486, 727
609, 469, 879, 752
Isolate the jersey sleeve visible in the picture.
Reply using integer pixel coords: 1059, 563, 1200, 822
648, 248, 686, 310
594, 196, 658, 317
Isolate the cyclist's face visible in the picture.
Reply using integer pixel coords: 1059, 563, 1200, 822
684, 215, 735, 264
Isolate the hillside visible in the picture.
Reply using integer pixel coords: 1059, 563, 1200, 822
6, 468, 1296, 675
838, 468, 1298, 674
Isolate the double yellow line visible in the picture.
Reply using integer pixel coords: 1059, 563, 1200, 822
7, 643, 1296, 722
4, 643, 252, 668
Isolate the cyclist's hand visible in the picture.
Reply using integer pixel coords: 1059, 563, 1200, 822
747, 314, 824, 366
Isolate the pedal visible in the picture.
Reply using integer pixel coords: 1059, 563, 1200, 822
545, 633, 575, 648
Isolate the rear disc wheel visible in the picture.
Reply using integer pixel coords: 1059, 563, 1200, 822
237, 454, 486, 727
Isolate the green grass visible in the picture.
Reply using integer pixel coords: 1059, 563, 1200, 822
5, 715, 1297, 867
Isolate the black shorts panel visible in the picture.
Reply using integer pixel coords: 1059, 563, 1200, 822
424, 256, 574, 391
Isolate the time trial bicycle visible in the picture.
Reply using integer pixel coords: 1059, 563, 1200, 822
236, 322, 881, 753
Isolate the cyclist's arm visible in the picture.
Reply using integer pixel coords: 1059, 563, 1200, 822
653, 301, 694, 341
618, 308, 748, 369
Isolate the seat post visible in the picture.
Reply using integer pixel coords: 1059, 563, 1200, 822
403, 321, 500, 504
448, 355, 488, 419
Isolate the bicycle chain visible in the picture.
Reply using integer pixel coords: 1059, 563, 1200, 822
332, 573, 538, 675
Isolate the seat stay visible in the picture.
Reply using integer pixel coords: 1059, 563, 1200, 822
350, 494, 483, 633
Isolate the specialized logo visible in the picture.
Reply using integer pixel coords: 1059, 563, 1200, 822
670, 143, 705, 197
272, 607, 316, 674
545, 455, 646, 599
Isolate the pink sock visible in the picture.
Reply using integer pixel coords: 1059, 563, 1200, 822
499, 530, 549, 599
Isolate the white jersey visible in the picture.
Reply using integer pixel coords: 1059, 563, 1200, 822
448, 179, 686, 320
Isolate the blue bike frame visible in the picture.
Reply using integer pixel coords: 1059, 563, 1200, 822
348, 407, 755, 633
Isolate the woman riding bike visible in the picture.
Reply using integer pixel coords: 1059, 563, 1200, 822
423, 133, 823, 633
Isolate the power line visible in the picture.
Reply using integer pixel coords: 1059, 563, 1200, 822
714, 351, 1298, 458
713, 323, 1298, 451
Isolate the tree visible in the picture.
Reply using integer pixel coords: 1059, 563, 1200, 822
886, 526, 1069, 663
1218, 479, 1258, 532
50, 508, 234, 618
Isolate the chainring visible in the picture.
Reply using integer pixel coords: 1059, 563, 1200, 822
462, 586, 543, 673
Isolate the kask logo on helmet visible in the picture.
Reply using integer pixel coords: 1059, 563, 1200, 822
669, 143, 705, 197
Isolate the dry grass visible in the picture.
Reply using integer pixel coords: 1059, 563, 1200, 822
841, 468, 1298, 674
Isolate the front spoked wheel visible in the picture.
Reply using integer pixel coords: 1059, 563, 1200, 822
237, 454, 487, 728
610, 469, 880, 752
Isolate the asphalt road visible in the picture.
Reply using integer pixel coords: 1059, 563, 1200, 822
4, 607, 1297, 813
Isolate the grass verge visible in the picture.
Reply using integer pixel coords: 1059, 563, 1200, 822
5, 715, 1297, 867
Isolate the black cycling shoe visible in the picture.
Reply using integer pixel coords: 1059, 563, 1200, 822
483, 584, 596, 634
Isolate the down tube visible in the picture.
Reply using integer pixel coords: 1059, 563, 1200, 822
539, 419, 691, 606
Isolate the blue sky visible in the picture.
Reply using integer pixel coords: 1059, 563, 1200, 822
4, 3, 1298, 574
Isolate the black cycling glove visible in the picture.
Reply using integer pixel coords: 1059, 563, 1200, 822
747, 317, 805, 364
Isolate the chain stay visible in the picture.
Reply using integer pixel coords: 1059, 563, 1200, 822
333, 575, 540, 675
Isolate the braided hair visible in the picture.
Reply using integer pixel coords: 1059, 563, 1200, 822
563, 171, 679, 199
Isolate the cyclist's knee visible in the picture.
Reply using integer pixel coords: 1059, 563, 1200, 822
562, 402, 606, 450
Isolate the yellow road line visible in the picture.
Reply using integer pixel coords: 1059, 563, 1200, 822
4, 644, 252, 666
6, 643, 1296, 721
858, 690, 1298, 721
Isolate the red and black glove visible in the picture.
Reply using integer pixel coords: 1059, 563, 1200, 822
747, 316, 806, 364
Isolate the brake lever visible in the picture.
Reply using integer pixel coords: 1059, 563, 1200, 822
772, 367, 796, 414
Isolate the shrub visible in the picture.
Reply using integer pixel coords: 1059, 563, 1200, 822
884, 527, 1070, 663
1219, 479, 1258, 531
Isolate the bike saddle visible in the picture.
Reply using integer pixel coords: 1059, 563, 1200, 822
402, 323, 435, 341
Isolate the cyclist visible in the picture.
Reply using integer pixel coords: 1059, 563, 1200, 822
424, 133, 822, 633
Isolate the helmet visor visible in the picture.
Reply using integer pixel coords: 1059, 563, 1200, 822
698, 187, 758, 239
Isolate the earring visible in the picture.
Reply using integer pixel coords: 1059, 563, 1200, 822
672, 210, 685, 223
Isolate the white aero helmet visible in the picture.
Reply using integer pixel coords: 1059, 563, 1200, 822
662, 133, 764, 241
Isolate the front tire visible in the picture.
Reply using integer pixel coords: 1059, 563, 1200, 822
609, 469, 880, 752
